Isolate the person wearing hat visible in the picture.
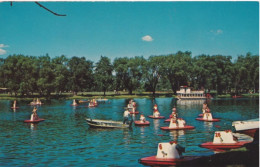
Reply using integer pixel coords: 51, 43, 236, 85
30, 107, 39, 121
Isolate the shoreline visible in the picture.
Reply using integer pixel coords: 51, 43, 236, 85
0, 92, 258, 100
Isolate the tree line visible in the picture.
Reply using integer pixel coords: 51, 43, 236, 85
0, 51, 258, 97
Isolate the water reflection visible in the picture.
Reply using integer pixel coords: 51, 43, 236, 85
153, 119, 160, 133
169, 130, 185, 141
203, 121, 213, 130
0, 98, 258, 166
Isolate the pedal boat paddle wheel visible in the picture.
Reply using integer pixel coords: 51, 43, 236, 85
139, 141, 199, 166
199, 130, 251, 151
161, 118, 195, 130
196, 113, 220, 122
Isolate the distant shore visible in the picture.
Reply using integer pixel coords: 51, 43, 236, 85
0, 92, 258, 100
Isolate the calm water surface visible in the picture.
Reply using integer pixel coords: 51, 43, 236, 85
0, 98, 258, 166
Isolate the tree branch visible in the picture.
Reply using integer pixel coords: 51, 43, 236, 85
35, 2, 66, 17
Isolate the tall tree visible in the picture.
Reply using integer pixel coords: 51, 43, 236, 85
94, 56, 113, 96
68, 57, 93, 95
113, 56, 145, 95
143, 55, 164, 96
52, 55, 69, 94
162, 51, 192, 93
36, 54, 56, 96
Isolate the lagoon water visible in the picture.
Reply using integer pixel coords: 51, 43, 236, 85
0, 98, 258, 166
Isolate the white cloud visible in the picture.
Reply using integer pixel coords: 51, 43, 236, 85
0, 48, 7, 55
142, 35, 153, 42
210, 29, 223, 35
0, 44, 8, 55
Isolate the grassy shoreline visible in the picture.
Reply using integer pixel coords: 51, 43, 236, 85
0, 92, 258, 100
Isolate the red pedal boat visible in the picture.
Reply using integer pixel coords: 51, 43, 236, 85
196, 118, 220, 122
130, 111, 139, 114
134, 121, 150, 126
24, 119, 45, 123
139, 156, 199, 166
148, 116, 165, 119
160, 125, 195, 131
199, 141, 250, 151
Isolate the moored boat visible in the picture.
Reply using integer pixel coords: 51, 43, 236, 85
139, 141, 199, 166
199, 130, 251, 151
232, 118, 259, 137
86, 118, 132, 128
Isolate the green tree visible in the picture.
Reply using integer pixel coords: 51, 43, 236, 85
36, 54, 56, 96
113, 56, 145, 95
94, 56, 113, 96
162, 51, 192, 93
143, 55, 164, 96
52, 55, 69, 94
68, 57, 93, 95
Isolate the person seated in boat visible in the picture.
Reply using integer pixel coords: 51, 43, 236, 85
89, 100, 94, 107
13, 100, 17, 108
36, 98, 41, 105
30, 107, 39, 121
170, 107, 178, 120
153, 104, 158, 111
72, 99, 77, 106
203, 107, 213, 120
30, 98, 36, 105
123, 109, 130, 124
140, 114, 146, 123
177, 118, 186, 128
153, 109, 160, 118
202, 102, 207, 113
93, 99, 98, 106
169, 118, 178, 128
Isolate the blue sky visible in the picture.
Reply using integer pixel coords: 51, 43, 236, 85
0, 1, 259, 62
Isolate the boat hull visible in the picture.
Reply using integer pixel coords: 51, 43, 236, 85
196, 118, 220, 122
160, 125, 195, 130
130, 111, 139, 114
199, 141, 250, 151
139, 155, 199, 166
86, 118, 131, 128
134, 121, 150, 126
148, 116, 165, 119
24, 119, 45, 123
